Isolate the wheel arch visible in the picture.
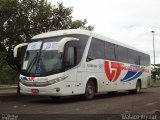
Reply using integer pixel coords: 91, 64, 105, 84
137, 78, 142, 88
86, 77, 98, 93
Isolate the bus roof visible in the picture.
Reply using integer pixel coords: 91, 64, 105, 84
32, 29, 149, 55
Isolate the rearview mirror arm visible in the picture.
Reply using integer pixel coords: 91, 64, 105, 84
14, 43, 28, 58
58, 37, 79, 53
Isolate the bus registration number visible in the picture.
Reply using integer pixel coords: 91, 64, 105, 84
31, 89, 39, 94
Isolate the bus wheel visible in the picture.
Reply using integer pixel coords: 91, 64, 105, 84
84, 81, 95, 100
135, 80, 141, 93
130, 80, 141, 94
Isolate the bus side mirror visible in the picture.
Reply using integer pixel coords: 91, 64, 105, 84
14, 43, 28, 58
7, 43, 28, 72
64, 46, 77, 70
58, 37, 79, 53
86, 56, 95, 62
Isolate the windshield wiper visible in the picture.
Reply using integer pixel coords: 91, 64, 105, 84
26, 52, 39, 73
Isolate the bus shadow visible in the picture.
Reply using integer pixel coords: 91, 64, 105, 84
96, 91, 147, 99
0, 93, 47, 102
28, 91, 148, 104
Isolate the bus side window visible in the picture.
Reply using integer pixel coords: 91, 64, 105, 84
87, 38, 105, 62
128, 49, 135, 64
135, 55, 140, 65
105, 42, 116, 61
142, 54, 150, 66
115, 45, 128, 63
64, 47, 77, 69
138, 56, 141, 65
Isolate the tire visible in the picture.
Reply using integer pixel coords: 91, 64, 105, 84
84, 81, 95, 100
129, 80, 141, 94
135, 80, 141, 93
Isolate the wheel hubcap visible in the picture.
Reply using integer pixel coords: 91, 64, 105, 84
88, 88, 92, 95
88, 86, 93, 95
85, 82, 95, 99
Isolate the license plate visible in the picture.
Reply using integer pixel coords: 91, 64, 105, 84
31, 89, 39, 94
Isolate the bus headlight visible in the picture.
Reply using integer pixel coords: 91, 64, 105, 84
48, 75, 68, 84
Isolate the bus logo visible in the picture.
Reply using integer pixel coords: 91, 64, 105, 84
104, 61, 123, 82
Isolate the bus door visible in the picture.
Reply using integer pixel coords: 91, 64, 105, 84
63, 40, 79, 82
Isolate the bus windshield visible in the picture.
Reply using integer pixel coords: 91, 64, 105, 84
21, 37, 63, 76
21, 34, 89, 76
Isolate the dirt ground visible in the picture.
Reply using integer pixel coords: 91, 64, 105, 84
0, 87, 160, 120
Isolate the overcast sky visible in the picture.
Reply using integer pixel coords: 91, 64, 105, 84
50, 0, 160, 64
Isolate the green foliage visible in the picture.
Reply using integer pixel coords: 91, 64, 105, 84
151, 68, 160, 81
0, 0, 94, 53
0, 63, 18, 84
0, 51, 6, 68
156, 68, 160, 76
0, 52, 18, 84
150, 81, 160, 87
0, 0, 94, 83
71, 19, 94, 30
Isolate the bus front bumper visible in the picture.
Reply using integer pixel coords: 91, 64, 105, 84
19, 81, 83, 96
20, 82, 67, 96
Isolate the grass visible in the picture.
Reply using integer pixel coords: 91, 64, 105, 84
0, 84, 17, 89
150, 81, 160, 87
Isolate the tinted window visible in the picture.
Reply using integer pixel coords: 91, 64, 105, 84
135, 55, 141, 65
71, 34, 89, 64
140, 53, 150, 66
127, 49, 150, 66
128, 49, 136, 64
86, 37, 150, 66
87, 38, 105, 60
65, 47, 76, 67
105, 42, 116, 61
145, 54, 150, 66
116, 45, 128, 63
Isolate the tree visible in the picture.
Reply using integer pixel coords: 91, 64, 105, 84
0, 0, 94, 84
0, 0, 94, 54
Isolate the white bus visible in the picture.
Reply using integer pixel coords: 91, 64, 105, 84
14, 29, 151, 99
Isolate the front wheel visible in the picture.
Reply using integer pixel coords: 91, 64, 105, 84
84, 81, 95, 100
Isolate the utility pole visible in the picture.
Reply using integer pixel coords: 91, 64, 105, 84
151, 30, 155, 70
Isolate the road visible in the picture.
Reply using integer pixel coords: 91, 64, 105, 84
0, 88, 160, 119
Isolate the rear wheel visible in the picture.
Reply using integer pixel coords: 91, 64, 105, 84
84, 81, 95, 100
129, 80, 141, 94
